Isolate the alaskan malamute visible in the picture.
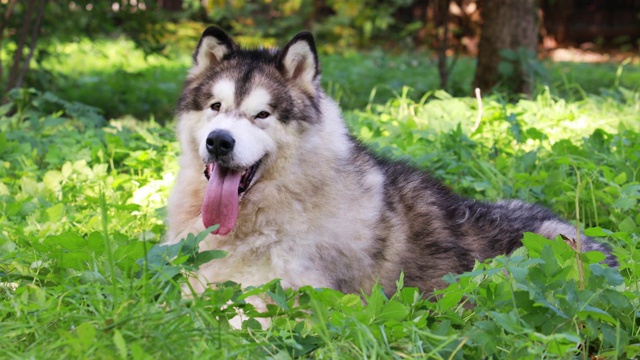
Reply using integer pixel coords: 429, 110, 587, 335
166, 27, 616, 296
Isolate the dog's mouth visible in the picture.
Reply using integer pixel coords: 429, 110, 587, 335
201, 160, 262, 236
203, 161, 260, 194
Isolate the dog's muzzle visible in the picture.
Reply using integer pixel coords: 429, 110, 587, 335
201, 124, 263, 237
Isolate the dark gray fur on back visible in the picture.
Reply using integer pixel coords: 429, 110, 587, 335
338, 138, 617, 293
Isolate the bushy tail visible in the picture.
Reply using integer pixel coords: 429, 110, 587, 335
535, 218, 618, 267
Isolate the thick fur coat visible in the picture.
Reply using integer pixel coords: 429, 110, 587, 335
166, 27, 616, 296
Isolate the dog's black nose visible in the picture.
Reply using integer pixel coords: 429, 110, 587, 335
206, 130, 235, 156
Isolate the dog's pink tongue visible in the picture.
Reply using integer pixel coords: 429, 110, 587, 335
202, 163, 242, 235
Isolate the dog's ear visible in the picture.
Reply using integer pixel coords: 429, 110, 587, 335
278, 31, 319, 93
189, 27, 236, 79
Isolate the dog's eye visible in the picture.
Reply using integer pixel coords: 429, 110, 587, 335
255, 111, 270, 119
210, 102, 221, 111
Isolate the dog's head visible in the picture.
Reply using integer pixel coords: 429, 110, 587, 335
176, 27, 321, 235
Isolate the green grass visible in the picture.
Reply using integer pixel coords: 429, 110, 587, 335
2, 39, 640, 358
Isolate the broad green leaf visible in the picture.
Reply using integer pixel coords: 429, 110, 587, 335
60, 252, 92, 270
337, 293, 362, 308
589, 263, 624, 286
242, 318, 263, 331
489, 311, 526, 334
192, 250, 228, 267
113, 329, 127, 360
20, 177, 39, 196
436, 289, 463, 311
44, 231, 85, 251
75, 323, 96, 346
43, 170, 64, 192
614, 197, 636, 210
151, 266, 181, 282
582, 250, 606, 264
577, 305, 616, 324
114, 241, 147, 270
0, 182, 8, 195
619, 217, 637, 233
376, 300, 409, 322
600, 289, 632, 309
520, 232, 552, 258
613, 172, 627, 185
45, 203, 64, 222
601, 323, 629, 349
86, 232, 106, 252
267, 283, 289, 312
584, 227, 614, 237
529, 332, 581, 355
61, 162, 73, 178
364, 284, 386, 321
0, 102, 13, 116
539, 244, 559, 275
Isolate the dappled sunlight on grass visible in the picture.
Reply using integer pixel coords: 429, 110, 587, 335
43, 38, 190, 73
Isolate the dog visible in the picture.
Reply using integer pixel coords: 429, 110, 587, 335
165, 27, 616, 297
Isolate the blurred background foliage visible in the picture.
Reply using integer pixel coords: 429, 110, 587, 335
1, 0, 639, 119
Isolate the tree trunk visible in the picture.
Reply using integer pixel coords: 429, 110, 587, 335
0, 0, 17, 96
4, 0, 35, 100
472, 0, 538, 94
435, 0, 451, 89
158, 0, 183, 12
16, 0, 45, 90
3, 0, 45, 102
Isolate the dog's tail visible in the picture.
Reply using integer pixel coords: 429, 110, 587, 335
535, 218, 618, 267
